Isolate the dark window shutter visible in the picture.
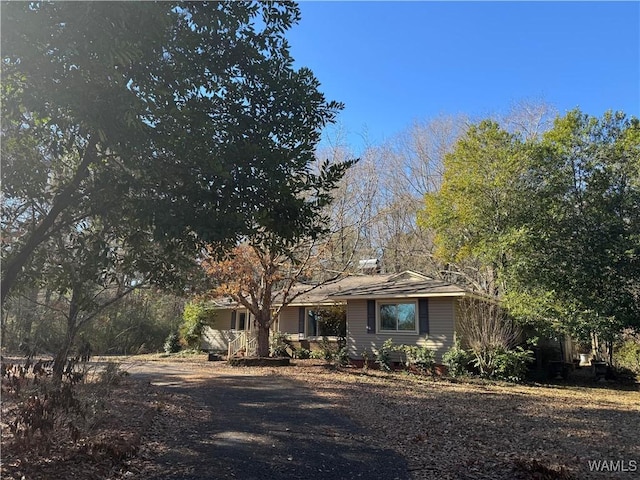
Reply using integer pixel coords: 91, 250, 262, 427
418, 298, 429, 335
230, 310, 237, 330
298, 307, 305, 334
367, 300, 376, 334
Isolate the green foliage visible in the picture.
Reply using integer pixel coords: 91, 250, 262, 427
269, 331, 290, 358
296, 348, 311, 359
614, 339, 640, 374
491, 347, 534, 382
511, 110, 640, 337
309, 350, 324, 360
398, 344, 436, 375
442, 340, 472, 377
418, 120, 530, 296
1, 1, 350, 308
179, 302, 216, 349
163, 332, 181, 354
361, 350, 370, 371
375, 339, 395, 372
306, 336, 349, 365
467, 345, 533, 382
335, 347, 350, 367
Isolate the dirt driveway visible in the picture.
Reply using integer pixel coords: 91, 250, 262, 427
123, 360, 408, 480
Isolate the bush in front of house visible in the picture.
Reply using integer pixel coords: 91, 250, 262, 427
179, 301, 216, 349
442, 340, 533, 382
443, 340, 472, 377
269, 331, 290, 357
399, 344, 436, 375
296, 348, 311, 359
335, 346, 350, 367
375, 338, 395, 371
491, 346, 534, 382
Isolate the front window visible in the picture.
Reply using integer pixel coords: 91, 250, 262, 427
307, 306, 347, 337
307, 309, 323, 337
379, 302, 417, 332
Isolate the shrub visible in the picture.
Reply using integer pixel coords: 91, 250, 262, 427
491, 347, 534, 382
614, 339, 640, 374
442, 341, 472, 377
269, 331, 290, 357
335, 346, 350, 367
296, 348, 311, 359
163, 332, 181, 354
400, 344, 435, 375
375, 339, 394, 371
309, 350, 324, 360
319, 336, 335, 361
361, 350, 370, 371
179, 301, 216, 349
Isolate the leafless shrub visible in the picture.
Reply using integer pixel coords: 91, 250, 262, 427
457, 297, 522, 376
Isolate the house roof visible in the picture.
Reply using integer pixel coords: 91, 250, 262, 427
210, 271, 468, 310
328, 271, 468, 300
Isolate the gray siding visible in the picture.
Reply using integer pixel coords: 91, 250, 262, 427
201, 327, 235, 352
278, 306, 299, 336
347, 297, 457, 362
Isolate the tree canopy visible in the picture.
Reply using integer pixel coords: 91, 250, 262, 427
418, 109, 640, 345
1, 1, 345, 303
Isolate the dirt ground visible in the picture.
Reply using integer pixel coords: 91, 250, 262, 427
2, 355, 639, 479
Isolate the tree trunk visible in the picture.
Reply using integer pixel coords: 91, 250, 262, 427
53, 289, 81, 383
255, 311, 271, 357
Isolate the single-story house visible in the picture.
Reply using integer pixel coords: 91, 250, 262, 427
328, 271, 469, 362
203, 271, 471, 362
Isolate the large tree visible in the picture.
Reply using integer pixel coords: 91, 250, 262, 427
1, 1, 342, 303
418, 120, 530, 295
511, 110, 640, 352
202, 155, 355, 357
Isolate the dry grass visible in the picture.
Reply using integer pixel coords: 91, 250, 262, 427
2, 354, 638, 479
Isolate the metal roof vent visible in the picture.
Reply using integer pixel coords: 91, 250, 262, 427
358, 258, 380, 275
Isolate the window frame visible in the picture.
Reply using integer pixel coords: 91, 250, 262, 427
305, 307, 340, 339
376, 299, 419, 334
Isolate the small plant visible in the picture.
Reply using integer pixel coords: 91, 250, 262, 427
361, 350, 370, 371
375, 339, 394, 371
400, 344, 435, 375
443, 340, 472, 377
270, 331, 290, 357
487, 347, 534, 382
319, 336, 335, 361
335, 346, 350, 367
296, 348, 311, 359
163, 332, 181, 354
309, 350, 324, 360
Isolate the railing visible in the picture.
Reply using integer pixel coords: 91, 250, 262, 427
227, 331, 258, 358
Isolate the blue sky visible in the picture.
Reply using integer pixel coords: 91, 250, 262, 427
287, 1, 640, 151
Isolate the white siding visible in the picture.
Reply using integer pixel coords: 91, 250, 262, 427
347, 297, 457, 362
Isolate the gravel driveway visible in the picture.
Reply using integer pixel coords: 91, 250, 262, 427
126, 362, 408, 480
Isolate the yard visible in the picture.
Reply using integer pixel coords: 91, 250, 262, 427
1, 355, 638, 479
